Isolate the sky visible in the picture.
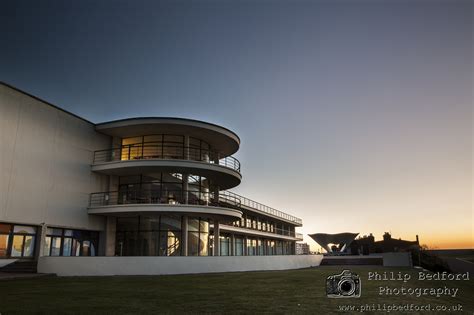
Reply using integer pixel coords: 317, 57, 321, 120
1, 0, 472, 250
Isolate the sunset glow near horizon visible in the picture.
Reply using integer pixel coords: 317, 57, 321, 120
1, 0, 472, 250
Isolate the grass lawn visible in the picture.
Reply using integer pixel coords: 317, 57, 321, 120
1, 266, 473, 314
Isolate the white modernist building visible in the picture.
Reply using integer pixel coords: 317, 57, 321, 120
0, 82, 321, 275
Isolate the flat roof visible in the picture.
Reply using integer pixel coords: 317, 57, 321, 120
96, 117, 240, 156
1, 81, 241, 156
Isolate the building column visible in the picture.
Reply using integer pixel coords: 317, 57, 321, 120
181, 216, 188, 256
184, 135, 190, 160
230, 234, 235, 256
243, 235, 248, 256
183, 173, 189, 204
214, 220, 220, 256
105, 216, 117, 256
37, 223, 48, 258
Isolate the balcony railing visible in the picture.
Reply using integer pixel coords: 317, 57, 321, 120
89, 189, 303, 239
89, 189, 241, 210
220, 224, 303, 239
93, 144, 240, 172
227, 191, 302, 225
275, 228, 303, 239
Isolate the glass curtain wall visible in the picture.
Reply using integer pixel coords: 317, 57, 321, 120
116, 215, 182, 256
120, 135, 212, 161
118, 173, 209, 206
44, 228, 99, 257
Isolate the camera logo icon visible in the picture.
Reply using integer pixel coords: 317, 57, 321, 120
326, 269, 361, 298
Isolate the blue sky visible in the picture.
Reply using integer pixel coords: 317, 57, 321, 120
1, 0, 472, 249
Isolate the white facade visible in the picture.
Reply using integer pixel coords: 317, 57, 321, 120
0, 82, 305, 274
1, 84, 109, 231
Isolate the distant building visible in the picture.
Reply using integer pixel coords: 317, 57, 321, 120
350, 232, 419, 255
296, 243, 310, 255
308, 232, 359, 254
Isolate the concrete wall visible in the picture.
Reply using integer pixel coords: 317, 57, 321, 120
38, 255, 323, 276
0, 84, 110, 231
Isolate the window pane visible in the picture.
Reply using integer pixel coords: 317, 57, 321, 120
63, 238, 72, 256
82, 241, 90, 256
122, 137, 142, 146
199, 233, 209, 256
44, 237, 51, 256
235, 238, 243, 256
11, 235, 24, 257
163, 135, 183, 144
140, 216, 160, 232
161, 216, 181, 231
199, 220, 209, 233
47, 228, 63, 236
0, 234, 9, 257
143, 135, 162, 143
0, 224, 11, 234
51, 237, 61, 256
13, 225, 37, 234
220, 236, 229, 256
90, 241, 97, 256
117, 217, 139, 232
167, 231, 181, 256
72, 239, 81, 256
189, 137, 200, 148
187, 218, 199, 232
188, 232, 199, 256
23, 236, 35, 257
64, 230, 73, 237
118, 175, 141, 185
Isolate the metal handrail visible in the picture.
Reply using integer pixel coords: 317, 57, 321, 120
227, 191, 302, 225
90, 189, 303, 238
89, 189, 241, 210
93, 144, 240, 172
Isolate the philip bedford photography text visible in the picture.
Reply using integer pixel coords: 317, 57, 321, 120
368, 271, 469, 298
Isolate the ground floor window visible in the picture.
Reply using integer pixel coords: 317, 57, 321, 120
188, 217, 209, 256
116, 215, 183, 256
44, 228, 99, 257
219, 234, 231, 256
265, 240, 275, 255
234, 237, 244, 256
257, 239, 264, 256
246, 238, 257, 256
0, 223, 37, 258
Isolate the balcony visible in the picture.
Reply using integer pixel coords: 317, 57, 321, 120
89, 189, 241, 210
91, 144, 242, 189
228, 192, 302, 226
93, 144, 240, 172
217, 224, 304, 241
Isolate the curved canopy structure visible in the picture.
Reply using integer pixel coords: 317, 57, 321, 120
309, 232, 359, 253
96, 117, 240, 157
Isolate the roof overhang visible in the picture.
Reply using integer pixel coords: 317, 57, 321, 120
96, 117, 240, 156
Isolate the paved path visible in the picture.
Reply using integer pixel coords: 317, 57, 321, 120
445, 258, 474, 274
0, 272, 54, 280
